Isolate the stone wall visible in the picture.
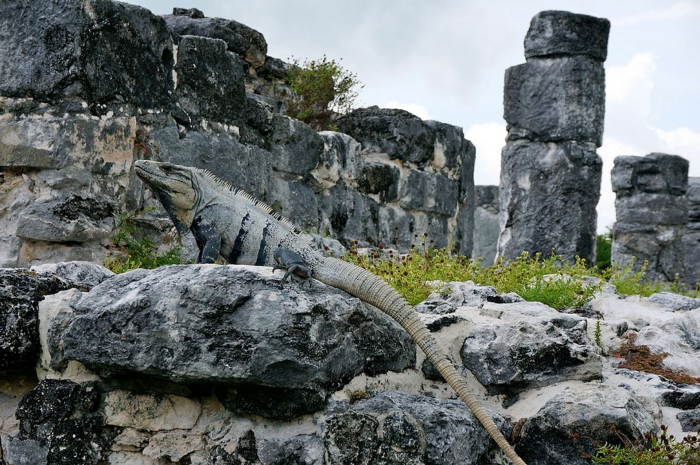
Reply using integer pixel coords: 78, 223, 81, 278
684, 177, 700, 286
472, 185, 499, 265
612, 153, 689, 282
0, 0, 474, 267
498, 11, 608, 264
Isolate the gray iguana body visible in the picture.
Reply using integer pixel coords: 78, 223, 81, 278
134, 160, 527, 465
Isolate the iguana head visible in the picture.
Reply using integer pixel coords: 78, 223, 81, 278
134, 160, 198, 235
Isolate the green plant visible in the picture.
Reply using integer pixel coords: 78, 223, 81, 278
597, 227, 612, 270
594, 316, 604, 351
343, 237, 601, 310
104, 208, 184, 273
284, 55, 363, 131
573, 423, 700, 464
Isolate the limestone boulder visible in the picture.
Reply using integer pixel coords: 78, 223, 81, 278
516, 384, 659, 465
324, 391, 512, 465
472, 185, 500, 265
60, 265, 416, 419
0, 269, 80, 370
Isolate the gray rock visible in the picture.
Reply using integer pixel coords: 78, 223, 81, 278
337, 107, 436, 165
524, 11, 611, 61
472, 185, 500, 265
461, 314, 601, 393
612, 153, 689, 197
172, 35, 247, 127
417, 281, 524, 315
258, 434, 324, 465
612, 153, 689, 282
0, 0, 174, 109
5, 379, 114, 465
684, 177, 700, 286
15, 195, 116, 243
324, 391, 511, 465
357, 162, 401, 203
676, 409, 700, 432
61, 265, 415, 418
648, 292, 700, 312
163, 10, 268, 68
516, 384, 659, 465
30, 262, 114, 287
0, 269, 78, 370
270, 113, 324, 176
498, 140, 602, 264
257, 56, 290, 80
399, 170, 458, 217
504, 56, 606, 146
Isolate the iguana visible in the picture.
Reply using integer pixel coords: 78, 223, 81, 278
134, 159, 527, 465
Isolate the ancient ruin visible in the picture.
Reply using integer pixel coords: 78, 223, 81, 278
498, 11, 608, 264
612, 153, 689, 282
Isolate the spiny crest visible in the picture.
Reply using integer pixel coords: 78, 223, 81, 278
194, 167, 302, 234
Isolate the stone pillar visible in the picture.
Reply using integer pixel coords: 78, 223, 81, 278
683, 178, 700, 287
472, 185, 499, 265
498, 11, 609, 264
611, 153, 689, 282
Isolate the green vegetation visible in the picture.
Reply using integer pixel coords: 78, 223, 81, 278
284, 55, 363, 131
104, 208, 184, 273
572, 424, 700, 465
596, 227, 612, 270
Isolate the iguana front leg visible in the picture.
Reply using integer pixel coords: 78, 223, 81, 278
272, 248, 312, 288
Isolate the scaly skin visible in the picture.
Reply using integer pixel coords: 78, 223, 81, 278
134, 160, 527, 465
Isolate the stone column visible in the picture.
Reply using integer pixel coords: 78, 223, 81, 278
498, 11, 609, 264
611, 153, 689, 282
472, 185, 500, 265
683, 177, 700, 287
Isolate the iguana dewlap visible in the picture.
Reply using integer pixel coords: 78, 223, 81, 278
134, 159, 527, 465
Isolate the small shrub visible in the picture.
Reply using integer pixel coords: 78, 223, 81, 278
284, 55, 363, 130
104, 208, 184, 273
572, 423, 700, 465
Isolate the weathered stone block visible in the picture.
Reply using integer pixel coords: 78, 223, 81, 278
615, 194, 688, 225
173, 35, 247, 126
337, 107, 436, 165
612, 153, 689, 281
516, 385, 658, 464
498, 140, 602, 263
524, 10, 610, 61
270, 113, 324, 175
357, 162, 400, 203
163, 9, 268, 68
0, 0, 175, 107
472, 185, 500, 265
399, 170, 458, 216
612, 153, 689, 196
61, 265, 415, 417
504, 56, 605, 146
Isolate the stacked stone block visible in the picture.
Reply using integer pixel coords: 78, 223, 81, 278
472, 185, 500, 265
611, 153, 689, 282
683, 178, 700, 286
498, 11, 609, 264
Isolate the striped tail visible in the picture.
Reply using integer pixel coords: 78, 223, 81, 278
314, 257, 527, 465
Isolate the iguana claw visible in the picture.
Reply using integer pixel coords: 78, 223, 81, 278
272, 248, 312, 289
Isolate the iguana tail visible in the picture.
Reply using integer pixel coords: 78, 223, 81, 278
314, 257, 527, 465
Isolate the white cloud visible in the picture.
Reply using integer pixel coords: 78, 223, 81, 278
383, 101, 431, 120
605, 52, 656, 113
465, 123, 506, 186
614, 1, 700, 26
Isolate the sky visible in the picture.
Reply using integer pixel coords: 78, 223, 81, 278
129, 0, 700, 233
